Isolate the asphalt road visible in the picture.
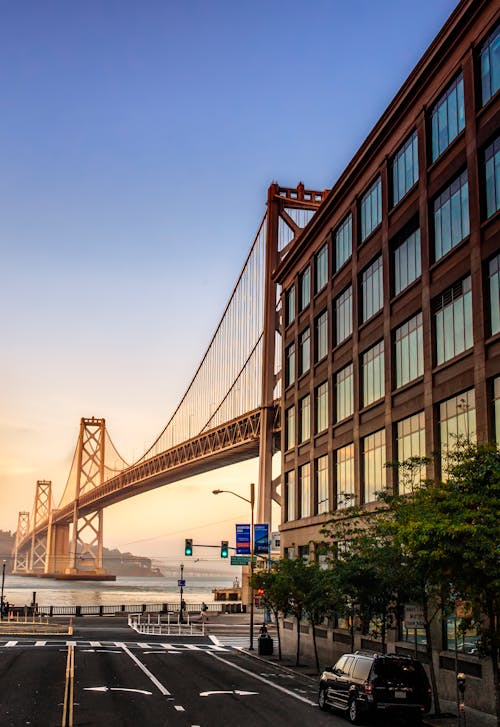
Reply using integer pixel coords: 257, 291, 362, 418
0, 621, 346, 727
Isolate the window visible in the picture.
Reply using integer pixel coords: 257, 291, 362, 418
434, 276, 472, 365
285, 406, 295, 450
489, 254, 500, 336
335, 214, 352, 271
299, 267, 311, 311
298, 544, 310, 563
299, 463, 311, 518
285, 470, 296, 522
315, 244, 328, 293
336, 363, 353, 422
394, 229, 421, 295
335, 286, 353, 345
361, 177, 382, 241
315, 310, 328, 362
434, 171, 469, 260
316, 455, 329, 514
439, 389, 476, 476
285, 342, 295, 388
396, 412, 426, 494
299, 394, 311, 443
392, 131, 419, 205
494, 378, 500, 445
362, 256, 383, 322
485, 137, 500, 218
481, 24, 500, 106
285, 285, 295, 326
362, 341, 385, 407
299, 328, 311, 375
315, 381, 328, 434
363, 429, 386, 503
336, 443, 355, 509
431, 74, 465, 161
395, 312, 424, 387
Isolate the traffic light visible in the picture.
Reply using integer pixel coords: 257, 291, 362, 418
184, 538, 193, 556
220, 540, 229, 558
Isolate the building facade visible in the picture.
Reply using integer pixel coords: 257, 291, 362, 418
277, 0, 499, 567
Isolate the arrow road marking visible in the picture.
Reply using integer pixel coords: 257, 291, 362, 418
84, 687, 153, 695
199, 690, 259, 697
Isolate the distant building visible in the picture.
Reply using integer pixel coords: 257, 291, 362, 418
276, 0, 499, 570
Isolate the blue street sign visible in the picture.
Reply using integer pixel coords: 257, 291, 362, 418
254, 523, 269, 555
177, 579, 186, 587
235, 524, 251, 555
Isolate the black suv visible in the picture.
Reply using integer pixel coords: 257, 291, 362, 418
318, 651, 431, 724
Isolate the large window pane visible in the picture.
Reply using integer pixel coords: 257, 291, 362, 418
481, 25, 500, 105
362, 256, 383, 321
285, 342, 295, 388
392, 130, 419, 205
434, 277, 473, 365
434, 171, 469, 260
439, 389, 476, 476
396, 411, 426, 493
315, 244, 328, 293
431, 74, 465, 161
299, 267, 311, 311
299, 328, 311, 375
299, 463, 311, 518
363, 429, 386, 503
285, 406, 295, 450
361, 177, 382, 242
395, 312, 424, 387
335, 214, 352, 271
315, 310, 328, 362
285, 470, 296, 522
335, 286, 352, 345
299, 394, 311, 443
336, 443, 355, 509
489, 254, 500, 336
362, 340, 385, 407
285, 285, 295, 326
315, 381, 328, 434
394, 229, 421, 295
485, 137, 500, 218
316, 455, 329, 514
336, 363, 354, 422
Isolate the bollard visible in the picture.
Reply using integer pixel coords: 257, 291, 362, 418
69, 617, 73, 636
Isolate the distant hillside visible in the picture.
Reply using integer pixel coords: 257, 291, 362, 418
0, 530, 162, 576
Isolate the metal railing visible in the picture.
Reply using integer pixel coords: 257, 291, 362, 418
128, 612, 206, 636
35, 601, 242, 617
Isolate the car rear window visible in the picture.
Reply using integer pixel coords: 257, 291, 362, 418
374, 658, 426, 685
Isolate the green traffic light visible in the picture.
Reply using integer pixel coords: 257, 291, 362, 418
185, 538, 193, 556
221, 540, 229, 558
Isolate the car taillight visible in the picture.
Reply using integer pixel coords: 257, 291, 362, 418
363, 681, 373, 695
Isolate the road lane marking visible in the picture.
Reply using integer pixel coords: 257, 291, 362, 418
62, 643, 75, 727
206, 652, 317, 706
114, 642, 171, 696
84, 687, 153, 695
35, 640, 47, 646
90, 642, 101, 647
174, 705, 185, 711
144, 650, 181, 654
5, 641, 18, 647
200, 690, 258, 697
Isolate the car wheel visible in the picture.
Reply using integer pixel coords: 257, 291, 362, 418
318, 687, 329, 711
348, 697, 363, 725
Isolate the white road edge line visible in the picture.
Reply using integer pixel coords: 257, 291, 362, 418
206, 652, 317, 707
115, 642, 171, 696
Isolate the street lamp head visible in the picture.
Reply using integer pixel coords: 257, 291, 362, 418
212, 489, 223, 495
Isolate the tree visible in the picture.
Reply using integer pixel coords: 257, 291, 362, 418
302, 564, 338, 671
251, 565, 291, 659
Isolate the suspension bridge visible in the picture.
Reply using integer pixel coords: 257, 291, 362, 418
12, 183, 328, 578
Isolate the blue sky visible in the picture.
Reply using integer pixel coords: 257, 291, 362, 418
0, 0, 458, 565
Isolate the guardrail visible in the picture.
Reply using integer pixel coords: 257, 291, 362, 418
128, 612, 206, 636
33, 602, 242, 617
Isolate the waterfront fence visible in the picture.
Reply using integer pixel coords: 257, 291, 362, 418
34, 601, 242, 617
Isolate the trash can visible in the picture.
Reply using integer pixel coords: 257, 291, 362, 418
258, 636, 273, 656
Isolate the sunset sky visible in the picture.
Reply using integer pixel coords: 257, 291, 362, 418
0, 0, 458, 568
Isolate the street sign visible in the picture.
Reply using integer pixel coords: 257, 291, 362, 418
404, 604, 425, 628
177, 579, 186, 587
235, 524, 251, 555
231, 555, 250, 566
254, 523, 269, 555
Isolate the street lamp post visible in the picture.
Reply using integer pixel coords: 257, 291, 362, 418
1, 559, 6, 621
213, 483, 256, 650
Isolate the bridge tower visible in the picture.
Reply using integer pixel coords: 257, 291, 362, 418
66, 417, 106, 576
29, 480, 52, 572
12, 511, 30, 573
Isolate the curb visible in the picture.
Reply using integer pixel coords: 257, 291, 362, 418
237, 647, 319, 684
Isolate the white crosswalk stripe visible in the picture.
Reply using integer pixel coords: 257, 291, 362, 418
0, 640, 229, 652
